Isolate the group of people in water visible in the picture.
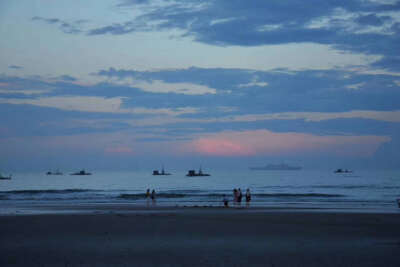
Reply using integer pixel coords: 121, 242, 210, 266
223, 188, 251, 207
145, 189, 157, 204
146, 188, 251, 208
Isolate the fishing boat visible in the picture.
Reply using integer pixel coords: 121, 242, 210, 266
46, 169, 63, 175
249, 163, 302, 171
152, 166, 171, 176
186, 166, 210, 177
0, 173, 12, 180
334, 169, 353, 173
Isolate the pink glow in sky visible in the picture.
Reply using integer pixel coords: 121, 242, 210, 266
104, 146, 134, 155
192, 138, 255, 156
0, 129, 390, 160
185, 130, 390, 157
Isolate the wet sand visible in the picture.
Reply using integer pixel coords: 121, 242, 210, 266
1, 207, 400, 266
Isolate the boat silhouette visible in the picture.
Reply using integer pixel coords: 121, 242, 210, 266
249, 163, 302, 171
46, 169, 63, 175
153, 166, 171, 176
0, 173, 12, 180
334, 168, 353, 174
70, 169, 92, 175
186, 166, 210, 177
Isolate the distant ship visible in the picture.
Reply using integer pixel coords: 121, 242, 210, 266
153, 166, 171, 176
186, 166, 210, 177
70, 169, 92, 175
334, 169, 353, 174
46, 169, 63, 175
0, 173, 12, 180
249, 163, 302, 171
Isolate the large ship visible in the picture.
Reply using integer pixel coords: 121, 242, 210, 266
249, 163, 302, 171
70, 169, 92, 175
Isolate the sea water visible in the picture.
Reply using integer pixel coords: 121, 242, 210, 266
1, 169, 400, 213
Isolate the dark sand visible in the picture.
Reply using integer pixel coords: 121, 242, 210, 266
1, 207, 400, 266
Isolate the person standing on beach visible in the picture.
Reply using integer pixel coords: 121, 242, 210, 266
238, 188, 243, 205
146, 189, 150, 198
146, 189, 151, 206
233, 189, 238, 205
245, 188, 251, 207
223, 194, 229, 207
151, 189, 156, 205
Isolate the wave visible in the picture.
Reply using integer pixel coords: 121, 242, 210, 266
118, 193, 146, 199
313, 185, 400, 190
254, 193, 344, 197
117, 192, 344, 199
164, 189, 206, 194
0, 188, 345, 200
0, 189, 96, 194
261, 185, 400, 190
204, 193, 344, 198
118, 193, 186, 199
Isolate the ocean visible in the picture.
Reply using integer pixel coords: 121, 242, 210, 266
1, 169, 400, 214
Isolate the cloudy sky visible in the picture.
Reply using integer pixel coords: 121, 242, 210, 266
1, 0, 400, 171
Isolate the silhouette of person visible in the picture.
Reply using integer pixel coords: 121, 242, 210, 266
223, 194, 229, 207
146, 189, 150, 198
151, 189, 156, 205
146, 189, 150, 206
245, 188, 251, 207
233, 188, 238, 204
238, 188, 243, 205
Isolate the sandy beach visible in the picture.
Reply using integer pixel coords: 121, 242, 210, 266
1, 206, 400, 267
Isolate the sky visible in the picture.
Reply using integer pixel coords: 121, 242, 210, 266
1, 0, 400, 171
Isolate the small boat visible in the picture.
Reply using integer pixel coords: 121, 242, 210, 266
186, 166, 210, 177
46, 169, 63, 175
249, 163, 302, 171
334, 168, 353, 173
0, 173, 12, 180
153, 166, 171, 176
70, 169, 92, 175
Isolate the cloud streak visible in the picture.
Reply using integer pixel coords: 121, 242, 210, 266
0, 96, 199, 116
31, 16, 87, 34
8, 65, 23, 70
99, 77, 217, 95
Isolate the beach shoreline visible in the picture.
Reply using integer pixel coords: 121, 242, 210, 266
1, 207, 400, 266
1, 201, 400, 216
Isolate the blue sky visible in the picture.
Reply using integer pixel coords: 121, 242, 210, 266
1, 0, 400, 170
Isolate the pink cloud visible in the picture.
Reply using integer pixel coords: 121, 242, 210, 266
184, 130, 390, 157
